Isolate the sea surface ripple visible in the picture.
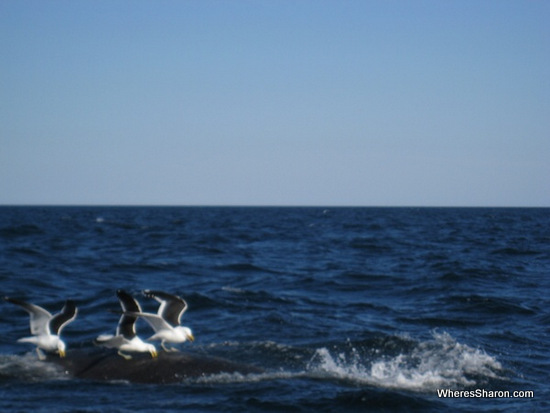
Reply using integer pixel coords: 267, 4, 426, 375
1, 207, 548, 412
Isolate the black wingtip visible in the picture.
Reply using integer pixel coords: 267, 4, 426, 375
116, 289, 129, 298
4, 296, 25, 306
117, 290, 138, 304
62, 299, 77, 313
116, 290, 142, 313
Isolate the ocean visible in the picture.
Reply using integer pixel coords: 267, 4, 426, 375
0, 206, 548, 412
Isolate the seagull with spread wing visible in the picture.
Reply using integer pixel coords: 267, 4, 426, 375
4, 297, 77, 359
129, 290, 194, 352
95, 289, 158, 359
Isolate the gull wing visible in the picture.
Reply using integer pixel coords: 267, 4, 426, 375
117, 315, 138, 339
116, 290, 141, 339
143, 290, 188, 327
5, 297, 52, 335
96, 334, 126, 348
128, 312, 172, 333
49, 300, 77, 335
116, 290, 142, 313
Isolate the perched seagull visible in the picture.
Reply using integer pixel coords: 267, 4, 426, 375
95, 289, 158, 359
4, 297, 77, 360
130, 290, 194, 352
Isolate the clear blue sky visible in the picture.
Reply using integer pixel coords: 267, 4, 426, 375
1, 0, 548, 206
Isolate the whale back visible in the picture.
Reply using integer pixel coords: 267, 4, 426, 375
47, 348, 262, 384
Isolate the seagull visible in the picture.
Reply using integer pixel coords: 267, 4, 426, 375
129, 290, 194, 352
4, 297, 77, 360
95, 290, 158, 359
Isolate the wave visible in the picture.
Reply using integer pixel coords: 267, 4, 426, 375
491, 247, 542, 256
445, 294, 536, 316
304, 331, 503, 392
349, 237, 392, 253
0, 224, 44, 238
215, 263, 281, 274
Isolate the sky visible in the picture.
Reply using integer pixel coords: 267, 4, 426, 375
1, 0, 549, 206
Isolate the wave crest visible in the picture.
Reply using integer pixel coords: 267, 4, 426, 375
307, 331, 503, 391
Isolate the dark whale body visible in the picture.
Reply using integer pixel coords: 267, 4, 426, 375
47, 348, 263, 384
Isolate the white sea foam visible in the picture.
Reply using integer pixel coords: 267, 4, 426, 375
0, 353, 68, 382
221, 286, 247, 294
306, 331, 503, 392
193, 370, 303, 385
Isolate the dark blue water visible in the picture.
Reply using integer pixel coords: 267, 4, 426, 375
1, 207, 548, 412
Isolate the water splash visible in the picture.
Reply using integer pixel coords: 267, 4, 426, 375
307, 331, 503, 392
0, 353, 68, 382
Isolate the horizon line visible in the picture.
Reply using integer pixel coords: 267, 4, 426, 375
1, 204, 548, 209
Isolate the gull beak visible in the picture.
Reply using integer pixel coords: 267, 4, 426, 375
188, 334, 195, 342
59, 349, 66, 358
150, 349, 158, 358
